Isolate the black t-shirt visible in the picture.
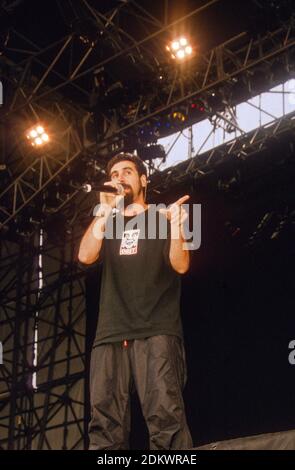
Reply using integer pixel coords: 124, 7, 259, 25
93, 206, 183, 347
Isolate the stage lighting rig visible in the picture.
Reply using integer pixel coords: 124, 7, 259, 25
137, 122, 160, 144
171, 111, 187, 123
26, 125, 49, 147
137, 144, 166, 162
166, 37, 194, 61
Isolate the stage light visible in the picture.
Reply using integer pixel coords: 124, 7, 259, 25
137, 144, 166, 161
26, 124, 50, 147
137, 123, 159, 143
171, 111, 187, 122
176, 50, 185, 59
190, 99, 206, 113
42, 133, 49, 142
166, 37, 193, 61
171, 41, 180, 51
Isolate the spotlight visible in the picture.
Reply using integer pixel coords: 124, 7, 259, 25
171, 41, 180, 51
166, 37, 194, 61
176, 50, 185, 59
179, 37, 187, 46
42, 134, 49, 142
26, 124, 49, 147
190, 100, 206, 112
171, 111, 187, 122
137, 122, 160, 143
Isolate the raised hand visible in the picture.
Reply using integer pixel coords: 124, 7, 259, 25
160, 195, 190, 226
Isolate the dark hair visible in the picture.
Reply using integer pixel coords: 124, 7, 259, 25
106, 152, 147, 178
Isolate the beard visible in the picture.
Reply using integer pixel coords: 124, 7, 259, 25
115, 184, 133, 211
123, 187, 134, 207
121, 183, 144, 209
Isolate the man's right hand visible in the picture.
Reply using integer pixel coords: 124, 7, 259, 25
99, 182, 125, 208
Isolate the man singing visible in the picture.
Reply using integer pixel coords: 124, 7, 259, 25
78, 152, 193, 450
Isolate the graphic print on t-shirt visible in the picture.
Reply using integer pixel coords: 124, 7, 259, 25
119, 229, 140, 255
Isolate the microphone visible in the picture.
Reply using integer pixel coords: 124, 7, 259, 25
81, 183, 125, 195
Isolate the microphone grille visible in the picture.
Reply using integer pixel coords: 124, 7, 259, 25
83, 184, 92, 193
117, 184, 125, 195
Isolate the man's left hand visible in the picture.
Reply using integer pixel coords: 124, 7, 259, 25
160, 195, 190, 235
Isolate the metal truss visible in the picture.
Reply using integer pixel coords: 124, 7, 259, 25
2, 11, 294, 124
0, 104, 100, 228
1, 0, 220, 116
192, 82, 295, 155
1, 19, 295, 230
0, 229, 87, 450
3, 25, 295, 130
100, 22, 295, 138
148, 109, 295, 196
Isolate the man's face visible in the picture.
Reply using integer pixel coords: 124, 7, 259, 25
109, 160, 146, 205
